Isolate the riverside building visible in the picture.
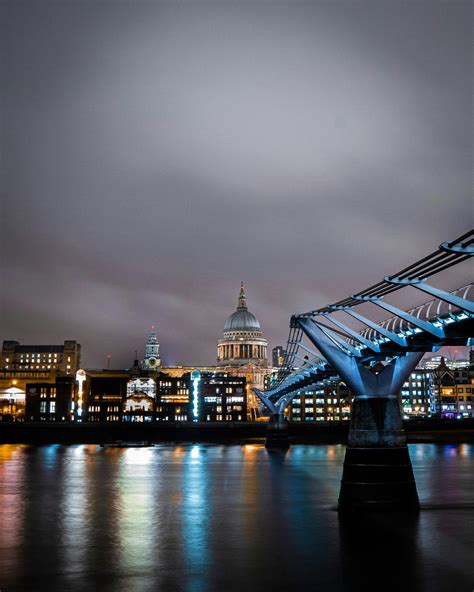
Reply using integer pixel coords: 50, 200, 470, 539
400, 369, 433, 418
24, 377, 76, 422
78, 365, 248, 423
288, 383, 352, 421
0, 340, 82, 422
155, 371, 247, 422
1, 340, 81, 375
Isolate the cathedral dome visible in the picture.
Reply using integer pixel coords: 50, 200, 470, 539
223, 283, 261, 333
224, 309, 261, 332
217, 282, 268, 369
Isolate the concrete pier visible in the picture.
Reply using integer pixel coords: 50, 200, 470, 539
265, 414, 290, 449
338, 397, 419, 512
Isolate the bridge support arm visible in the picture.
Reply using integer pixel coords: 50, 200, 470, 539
253, 388, 277, 415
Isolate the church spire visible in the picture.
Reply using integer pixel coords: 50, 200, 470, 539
237, 281, 247, 310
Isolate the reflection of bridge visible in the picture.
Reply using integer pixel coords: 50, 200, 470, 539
255, 230, 474, 511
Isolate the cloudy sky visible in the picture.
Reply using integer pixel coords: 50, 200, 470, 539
1, 1, 472, 368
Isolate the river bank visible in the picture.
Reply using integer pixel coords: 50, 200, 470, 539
0, 419, 473, 444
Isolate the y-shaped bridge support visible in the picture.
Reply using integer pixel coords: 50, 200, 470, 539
253, 391, 291, 449
298, 317, 424, 512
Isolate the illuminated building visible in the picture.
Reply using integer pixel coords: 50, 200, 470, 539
400, 370, 433, 418
86, 372, 128, 422
216, 282, 271, 419
288, 383, 352, 421
200, 374, 246, 421
422, 354, 470, 371
455, 381, 474, 418
123, 376, 156, 422
156, 373, 190, 422
142, 327, 161, 370
0, 340, 82, 421
1, 340, 81, 375
431, 357, 474, 419
155, 371, 247, 422
24, 377, 75, 422
288, 368, 435, 422
84, 360, 158, 422
272, 346, 285, 368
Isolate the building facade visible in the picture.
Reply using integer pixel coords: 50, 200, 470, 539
200, 373, 246, 422
216, 283, 272, 419
25, 377, 75, 422
288, 383, 352, 422
400, 369, 433, 418
86, 371, 129, 422
430, 357, 474, 419
0, 340, 81, 422
272, 346, 285, 368
77, 367, 249, 423
1, 340, 81, 375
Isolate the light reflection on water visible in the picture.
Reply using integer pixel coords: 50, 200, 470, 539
0, 443, 473, 592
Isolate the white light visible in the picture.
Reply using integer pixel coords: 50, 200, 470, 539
191, 370, 201, 421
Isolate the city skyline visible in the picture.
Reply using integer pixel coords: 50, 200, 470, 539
2, 1, 472, 368
0, 3, 473, 590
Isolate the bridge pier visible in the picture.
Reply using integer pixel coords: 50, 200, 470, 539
338, 396, 419, 512
265, 413, 290, 449
298, 317, 424, 512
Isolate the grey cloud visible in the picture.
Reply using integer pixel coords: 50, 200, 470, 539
1, 0, 472, 367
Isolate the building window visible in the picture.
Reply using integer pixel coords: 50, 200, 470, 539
50, 402, 56, 413
40, 401, 47, 413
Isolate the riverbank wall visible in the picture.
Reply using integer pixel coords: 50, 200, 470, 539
1, 419, 473, 444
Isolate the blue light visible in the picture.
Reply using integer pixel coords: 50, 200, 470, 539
191, 370, 201, 421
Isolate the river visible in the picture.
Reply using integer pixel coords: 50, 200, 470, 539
0, 443, 472, 591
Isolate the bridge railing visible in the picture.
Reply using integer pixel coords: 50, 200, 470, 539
351, 283, 472, 347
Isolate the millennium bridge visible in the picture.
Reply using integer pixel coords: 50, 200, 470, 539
254, 229, 474, 512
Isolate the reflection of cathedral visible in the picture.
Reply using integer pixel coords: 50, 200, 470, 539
217, 283, 272, 419
142, 326, 161, 370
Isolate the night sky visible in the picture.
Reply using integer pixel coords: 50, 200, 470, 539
1, 1, 472, 368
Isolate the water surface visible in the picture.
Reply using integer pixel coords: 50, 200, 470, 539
0, 443, 472, 591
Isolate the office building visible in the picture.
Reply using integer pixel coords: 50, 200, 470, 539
272, 346, 285, 368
